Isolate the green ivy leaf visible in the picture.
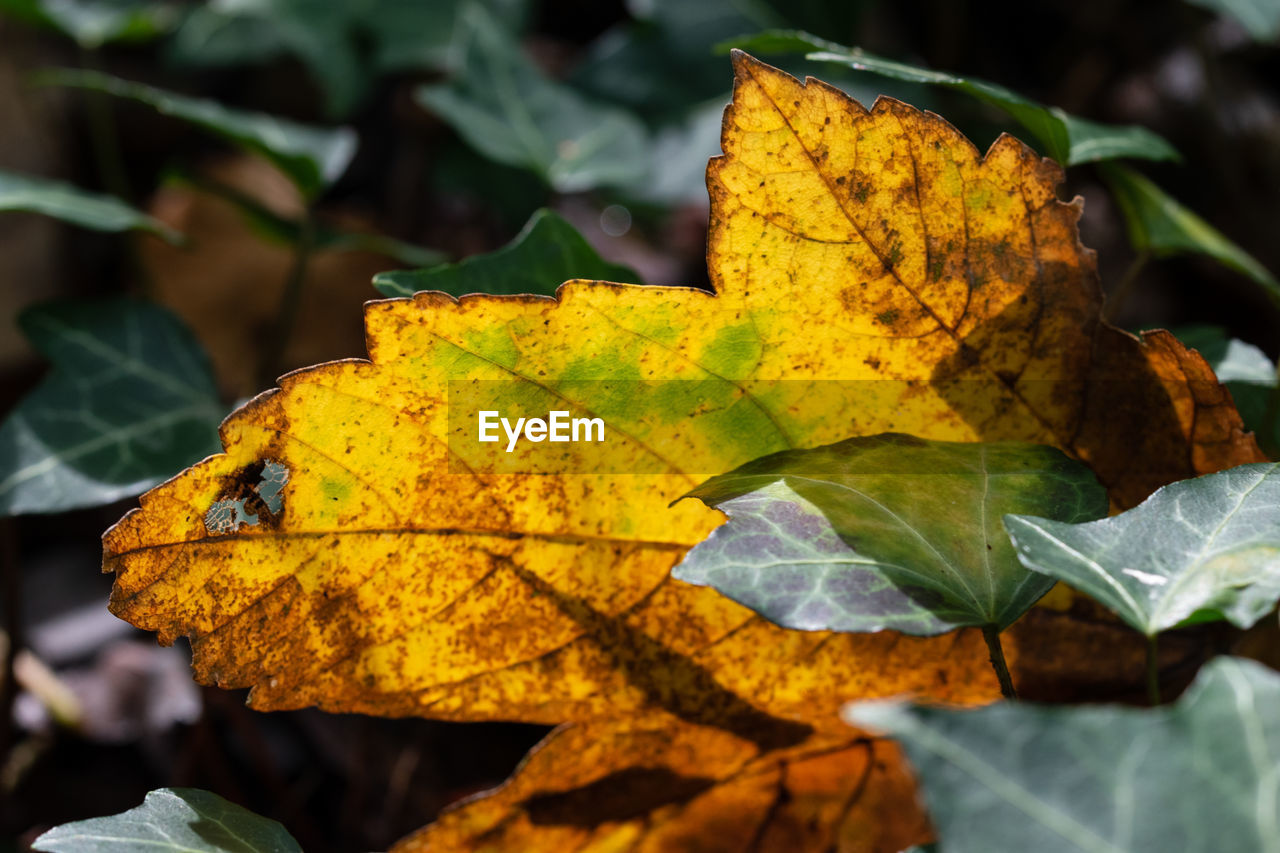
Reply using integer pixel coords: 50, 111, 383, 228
724, 30, 1180, 167
0, 299, 223, 516
570, 0, 783, 123
0, 169, 179, 240
844, 656, 1280, 853
168, 0, 362, 119
1101, 163, 1280, 309
672, 434, 1107, 635
32, 787, 301, 852
166, 0, 528, 118
1005, 462, 1280, 636
0, 0, 178, 49
632, 98, 728, 204
415, 2, 649, 193
1186, 0, 1280, 42
42, 69, 356, 200
373, 208, 639, 298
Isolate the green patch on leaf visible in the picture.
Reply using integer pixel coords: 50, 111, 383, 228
845, 656, 1280, 853
32, 787, 301, 852
373, 209, 639, 298
0, 299, 223, 516
672, 434, 1107, 635
1005, 462, 1280, 635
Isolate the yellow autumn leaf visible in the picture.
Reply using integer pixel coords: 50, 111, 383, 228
103, 52, 1263, 850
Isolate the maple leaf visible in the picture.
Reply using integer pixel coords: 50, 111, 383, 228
103, 52, 1262, 849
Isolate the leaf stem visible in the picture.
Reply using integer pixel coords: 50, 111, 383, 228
981, 625, 1017, 700
258, 207, 316, 388
79, 50, 132, 204
1145, 634, 1160, 705
78, 49, 159, 298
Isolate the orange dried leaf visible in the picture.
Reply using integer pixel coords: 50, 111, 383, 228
394, 721, 929, 853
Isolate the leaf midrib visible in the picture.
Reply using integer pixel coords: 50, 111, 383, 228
783, 473, 990, 618
29, 313, 210, 403
739, 59, 1071, 450
893, 712, 1130, 853
1150, 467, 1275, 628
0, 402, 219, 497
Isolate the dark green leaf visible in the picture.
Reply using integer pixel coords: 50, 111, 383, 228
415, 3, 649, 193
0, 299, 223, 516
32, 787, 301, 852
845, 656, 1280, 853
373, 208, 639, 298
571, 0, 783, 123
43, 69, 356, 200
1101, 163, 1280, 309
168, 1, 362, 119
631, 98, 727, 204
166, 0, 528, 118
366, 0, 531, 74
0, 0, 177, 49
1005, 462, 1280, 635
725, 31, 1180, 166
428, 139, 551, 229
1186, 0, 1280, 41
166, 4, 295, 71
672, 434, 1107, 635
0, 169, 179, 240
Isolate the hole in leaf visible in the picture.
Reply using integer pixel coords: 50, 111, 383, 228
204, 459, 290, 534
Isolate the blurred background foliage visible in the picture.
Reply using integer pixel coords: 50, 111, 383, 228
0, 0, 1277, 849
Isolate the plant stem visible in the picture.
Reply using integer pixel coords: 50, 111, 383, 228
1145, 634, 1161, 705
981, 625, 1017, 700
79, 49, 158, 298
79, 50, 132, 203
258, 208, 316, 388
1103, 250, 1150, 323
